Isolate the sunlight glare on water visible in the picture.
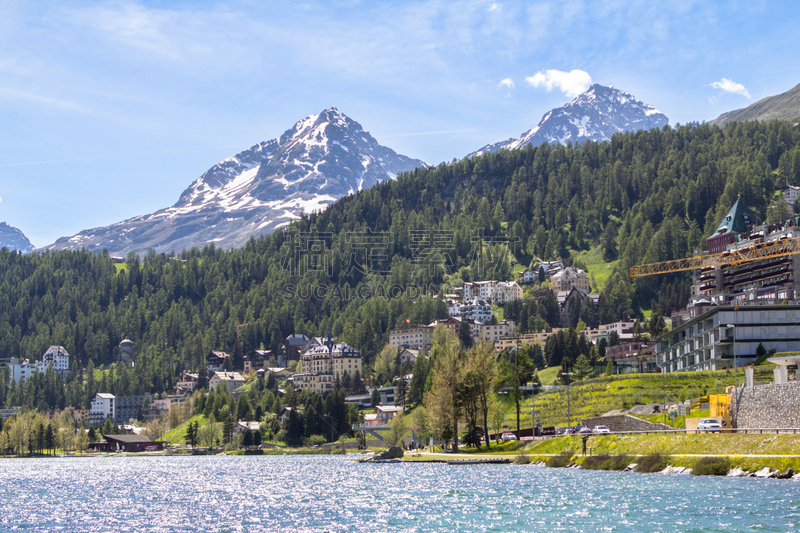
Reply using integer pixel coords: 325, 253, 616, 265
0, 455, 798, 532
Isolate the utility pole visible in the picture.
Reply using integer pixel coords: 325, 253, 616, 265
662, 362, 667, 426
565, 372, 574, 430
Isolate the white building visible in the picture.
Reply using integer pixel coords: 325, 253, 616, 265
209, 371, 246, 392
492, 281, 523, 304
462, 280, 522, 304
460, 298, 493, 324
42, 345, 70, 378
89, 393, 116, 426
445, 299, 462, 317
656, 305, 800, 372
784, 185, 800, 213
7, 358, 38, 383
537, 261, 565, 278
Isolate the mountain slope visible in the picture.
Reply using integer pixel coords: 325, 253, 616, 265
710, 83, 800, 127
41, 108, 426, 255
468, 84, 668, 158
0, 222, 34, 253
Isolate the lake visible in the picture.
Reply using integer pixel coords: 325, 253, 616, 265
1, 455, 798, 532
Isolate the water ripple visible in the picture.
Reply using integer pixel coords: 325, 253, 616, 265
0, 456, 798, 532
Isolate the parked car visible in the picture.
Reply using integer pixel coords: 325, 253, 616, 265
501, 432, 518, 442
593, 426, 610, 434
697, 418, 722, 433
578, 427, 593, 434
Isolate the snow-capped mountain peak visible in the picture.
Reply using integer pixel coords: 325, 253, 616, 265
0, 222, 34, 253
42, 109, 427, 255
468, 84, 668, 157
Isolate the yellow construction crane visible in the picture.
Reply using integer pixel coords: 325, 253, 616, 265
629, 236, 800, 278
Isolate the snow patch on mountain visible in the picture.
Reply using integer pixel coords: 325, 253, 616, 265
41, 108, 427, 255
0, 222, 34, 253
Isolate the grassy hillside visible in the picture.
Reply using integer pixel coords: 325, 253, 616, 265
711, 82, 800, 126
509, 367, 776, 431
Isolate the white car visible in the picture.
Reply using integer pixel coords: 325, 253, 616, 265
501, 432, 518, 442
697, 418, 722, 433
593, 426, 610, 434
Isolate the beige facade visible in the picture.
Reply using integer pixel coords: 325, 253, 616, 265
388, 326, 434, 351
294, 342, 363, 394
550, 267, 590, 293
479, 320, 517, 342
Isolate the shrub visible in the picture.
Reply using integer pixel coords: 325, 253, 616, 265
692, 457, 731, 476
547, 450, 573, 468
329, 448, 346, 455
514, 452, 531, 465
581, 454, 631, 471
305, 434, 326, 447
636, 453, 669, 473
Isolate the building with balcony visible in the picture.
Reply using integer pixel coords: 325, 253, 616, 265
388, 325, 434, 351
89, 393, 115, 426
294, 337, 362, 394
479, 320, 517, 343
551, 267, 591, 293
243, 350, 276, 374
656, 305, 800, 372
692, 198, 800, 306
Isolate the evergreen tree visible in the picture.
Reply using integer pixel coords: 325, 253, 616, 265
573, 353, 592, 380
408, 354, 429, 405
370, 388, 380, 409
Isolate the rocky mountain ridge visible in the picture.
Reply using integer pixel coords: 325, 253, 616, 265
42, 108, 427, 255
0, 222, 34, 253
468, 84, 668, 158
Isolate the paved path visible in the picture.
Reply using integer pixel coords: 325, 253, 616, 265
410, 451, 800, 459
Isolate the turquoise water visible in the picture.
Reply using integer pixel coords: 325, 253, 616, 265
1, 455, 798, 532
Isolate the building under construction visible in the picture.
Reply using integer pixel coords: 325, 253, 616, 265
692, 197, 799, 306
653, 198, 800, 373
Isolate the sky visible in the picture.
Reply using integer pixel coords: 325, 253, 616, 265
1, 0, 799, 247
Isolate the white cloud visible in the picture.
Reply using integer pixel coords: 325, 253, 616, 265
488, 3, 502, 11
711, 78, 751, 99
525, 69, 592, 98
498, 78, 515, 89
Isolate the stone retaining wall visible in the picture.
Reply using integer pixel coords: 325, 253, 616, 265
581, 414, 672, 432
731, 382, 800, 428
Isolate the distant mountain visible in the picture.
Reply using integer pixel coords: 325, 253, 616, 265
41, 108, 427, 255
467, 84, 668, 158
0, 222, 34, 253
710, 83, 800, 127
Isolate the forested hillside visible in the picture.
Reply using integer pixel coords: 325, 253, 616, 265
2, 120, 800, 410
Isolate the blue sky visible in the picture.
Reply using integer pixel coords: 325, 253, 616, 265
1, 0, 799, 247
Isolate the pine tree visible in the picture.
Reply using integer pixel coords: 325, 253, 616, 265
573, 353, 592, 380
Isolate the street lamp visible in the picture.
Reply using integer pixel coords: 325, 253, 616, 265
530, 385, 536, 438
727, 324, 737, 391
565, 372, 575, 431
661, 363, 667, 425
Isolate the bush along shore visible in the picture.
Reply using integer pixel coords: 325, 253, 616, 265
523, 451, 796, 479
